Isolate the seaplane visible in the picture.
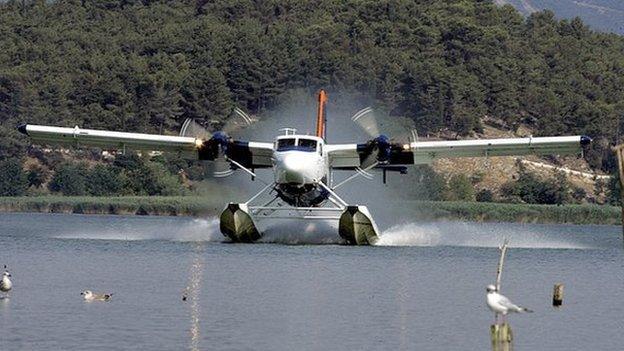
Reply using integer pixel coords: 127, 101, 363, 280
17, 90, 591, 245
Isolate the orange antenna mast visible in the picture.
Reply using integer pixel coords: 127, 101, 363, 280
316, 89, 328, 139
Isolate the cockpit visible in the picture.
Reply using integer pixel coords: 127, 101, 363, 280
276, 137, 320, 153
297, 138, 317, 152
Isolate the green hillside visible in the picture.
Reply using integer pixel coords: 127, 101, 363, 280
496, 0, 624, 35
1, 0, 623, 201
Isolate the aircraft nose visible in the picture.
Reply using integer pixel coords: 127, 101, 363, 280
282, 154, 304, 171
278, 153, 306, 184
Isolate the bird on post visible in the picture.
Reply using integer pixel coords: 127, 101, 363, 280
486, 284, 533, 324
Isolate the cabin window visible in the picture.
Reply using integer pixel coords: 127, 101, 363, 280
298, 138, 317, 152
277, 138, 296, 151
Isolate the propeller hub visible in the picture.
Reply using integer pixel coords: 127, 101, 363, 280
212, 131, 229, 145
375, 134, 391, 162
198, 131, 230, 160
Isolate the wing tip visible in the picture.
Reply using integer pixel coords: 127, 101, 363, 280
17, 123, 28, 136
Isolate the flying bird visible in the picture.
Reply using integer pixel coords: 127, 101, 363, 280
81, 290, 113, 301
0, 266, 12, 296
486, 284, 532, 323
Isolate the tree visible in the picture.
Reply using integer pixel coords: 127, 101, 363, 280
501, 163, 573, 205
26, 163, 49, 188
571, 186, 587, 204
549, 171, 572, 205
86, 164, 122, 196
48, 162, 88, 196
145, 161, 187, 196
112, 154, 187, 195
180, 67, 232, 122
607, 170, 621, 206
410, 165, 447, 201
446, 174, 475, 201
476, 189, 494, 202
0, 159, 27, 196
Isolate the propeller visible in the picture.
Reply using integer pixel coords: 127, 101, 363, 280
179, 108, 255, 177
225, 107, 254, 134
351, 107, 379, 138
180, 118, 212, 141
350, 107, 416, 168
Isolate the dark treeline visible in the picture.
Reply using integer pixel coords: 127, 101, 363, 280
1, 0, 623, 199
0, 153, 192, 196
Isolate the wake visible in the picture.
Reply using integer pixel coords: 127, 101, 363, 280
258, 220, 343, 245
374, 221, 595, 249
54, 217, 223, 242
54, 216, 603, 249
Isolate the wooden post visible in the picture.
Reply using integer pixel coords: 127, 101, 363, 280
491, 239, 513, 351
496, 238, 509, 292
490, 323, 513, 351
553, 283, 564, 307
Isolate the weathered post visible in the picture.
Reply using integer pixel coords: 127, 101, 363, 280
491, 323, 513, 351
491, 239, 513, 351
553, 283, 564, 307
495, 238, 509, 292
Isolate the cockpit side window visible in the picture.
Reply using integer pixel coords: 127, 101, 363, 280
298, 138, 317, 152
277, 138, 296, 151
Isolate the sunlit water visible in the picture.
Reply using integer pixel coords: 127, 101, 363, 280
0, 212, 622, 350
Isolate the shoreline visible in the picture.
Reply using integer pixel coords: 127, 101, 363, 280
0, 196, 620, 226
0, 196, 222, 217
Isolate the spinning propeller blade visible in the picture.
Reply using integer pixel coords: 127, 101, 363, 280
179, 108, 255, 178
180, 118, 211, 140
212, 159, 235, 178
222, 107, 254, 134
351, 107, 415, 167
351, 107, 379, 138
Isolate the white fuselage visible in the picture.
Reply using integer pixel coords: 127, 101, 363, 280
272, 135, 328, 186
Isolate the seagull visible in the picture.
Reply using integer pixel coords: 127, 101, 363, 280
486, 284, 532, 323
81, 290, 113, 301
0, 266, 12, 296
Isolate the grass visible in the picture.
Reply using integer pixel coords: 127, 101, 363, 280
0, 196, 223, 217
407, 201, 621, 225
0, 196, 620, 225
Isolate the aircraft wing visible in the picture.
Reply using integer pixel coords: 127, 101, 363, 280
328, 135, 591, 169
17, 124, 274, 168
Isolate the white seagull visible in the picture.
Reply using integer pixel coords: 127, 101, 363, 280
81, 290, 113, 301
486, 284, 532, 323
0, 266, 12, 296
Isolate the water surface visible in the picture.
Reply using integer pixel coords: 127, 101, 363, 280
0, 212, 622, 350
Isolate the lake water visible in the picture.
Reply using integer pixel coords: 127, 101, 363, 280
0, 212, 622, 350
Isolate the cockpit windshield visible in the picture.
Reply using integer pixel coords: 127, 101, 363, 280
277, 138, 296, 151
298, 139, 317, 152
276, 138, 318, 152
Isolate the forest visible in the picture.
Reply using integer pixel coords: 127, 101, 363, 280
1, 0, 623, 202
496, 0, 624, 35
